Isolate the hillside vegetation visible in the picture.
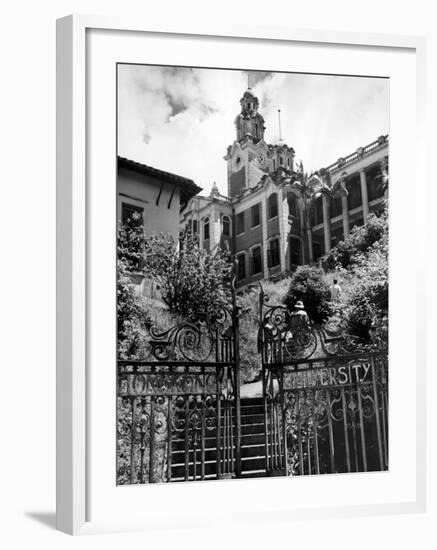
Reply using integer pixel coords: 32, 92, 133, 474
117, 209, 388, 383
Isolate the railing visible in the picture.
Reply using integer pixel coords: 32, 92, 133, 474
117, 360, 238, 483
325, 135, 389, 174
258, 287, 388, 476
117, 298, 241, 484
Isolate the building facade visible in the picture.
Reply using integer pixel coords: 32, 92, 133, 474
180, 87, 389, 289
118, 156, 201, 297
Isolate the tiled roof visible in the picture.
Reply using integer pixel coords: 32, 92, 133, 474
118, 156, 202, 205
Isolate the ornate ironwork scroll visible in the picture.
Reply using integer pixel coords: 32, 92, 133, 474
259, 285, 388, 477
117, 266, 241, 484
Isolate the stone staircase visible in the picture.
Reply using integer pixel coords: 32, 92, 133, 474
170, 397, 266, 481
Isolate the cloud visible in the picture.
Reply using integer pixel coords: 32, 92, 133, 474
118, 65, 388, 195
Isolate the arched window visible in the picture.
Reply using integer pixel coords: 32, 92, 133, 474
268, 194, 278, 219
192, 219, 198, 235
280, 156, 284, 166
222, 215, 231, 237
203, 217, 210, 240
273, 158, 276, 170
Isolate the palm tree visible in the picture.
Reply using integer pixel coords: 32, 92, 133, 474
281, 162, 348, 264
281, 161, 325, 265
377, 156, 389, 195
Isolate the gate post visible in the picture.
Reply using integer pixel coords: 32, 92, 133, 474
232, 259, 242, 477
259, 284, 288, 477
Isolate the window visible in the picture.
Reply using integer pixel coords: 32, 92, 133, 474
350, 217, 364, 231
311, 196, 323, 226
203, 217, 210, 240
366, 164, 385, 202
331, 227, 344, 247
346, 174, 362, 210
251, 204, 261, 227
268, 238, 280, 267
222, 215, 231, 236
268, 194, 278, 219
290, 237, 301, 267
250, 246, 262, 275
273, 158, 276, 170
330, 196, 342, 218
192, 219, 198, 235
236, 212, 245, 234
287, 158, 290, 167
280, 156, 284, 166
237, 253, 246, 280
121, 202, 144, 226
287, 193, 298, 218
313, 239, 323, 260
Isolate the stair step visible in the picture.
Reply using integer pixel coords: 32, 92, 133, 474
171, 443, 266, 465
241, 398, 264, 407
171, 423, 264, 448
170, 474, 218, 482
241, 433, 266, 446
171, 460, 232, 479
170, 456, 267, 479
238, 470, 267, 478
241, 456, 266, 472
170, 432, 266, 453
240, 405, 265, 415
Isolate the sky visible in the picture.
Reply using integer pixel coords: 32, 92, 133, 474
117, 65, 389, 196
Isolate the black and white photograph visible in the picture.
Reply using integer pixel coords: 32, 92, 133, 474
116, 65, 389, 485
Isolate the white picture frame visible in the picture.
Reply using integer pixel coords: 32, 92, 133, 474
56, 14, 427, 535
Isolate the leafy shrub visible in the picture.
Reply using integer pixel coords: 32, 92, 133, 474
341, 226, 388, 341
323, 211, 388, 270
143, 232, 233, 322
284, 266, 333, 324
117, 258, 152, 359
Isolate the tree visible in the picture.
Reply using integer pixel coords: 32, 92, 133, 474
118, 211, 145, 272
343, 229, 388, 341
321, 209, 389, 342
284, 265, 333, 324
143, 232, 233, 321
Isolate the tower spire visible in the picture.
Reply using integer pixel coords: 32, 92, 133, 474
278, 109, 282, 142
247, 72, 251, 90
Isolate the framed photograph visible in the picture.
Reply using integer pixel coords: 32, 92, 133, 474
56, 15, 427, 535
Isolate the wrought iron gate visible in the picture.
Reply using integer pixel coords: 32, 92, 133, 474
118, 281, 389, 483
117, 290, 241, 484
258, 287, 388, 476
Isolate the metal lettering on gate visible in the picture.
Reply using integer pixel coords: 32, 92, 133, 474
117, 277, 241, 484
258, 285, 388, 477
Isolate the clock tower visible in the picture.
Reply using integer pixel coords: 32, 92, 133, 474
224, 87, 270, 198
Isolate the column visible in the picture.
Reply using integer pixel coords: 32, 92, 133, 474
279, 190, 289, 272
261, 195, 269, 279
307, 228, 314, 263
322, 194, 331, 253
209, 204, 216, 250
341, 194, 350, 238
360, 169, 369, 223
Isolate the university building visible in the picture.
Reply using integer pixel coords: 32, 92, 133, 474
180, 87, 388, 288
